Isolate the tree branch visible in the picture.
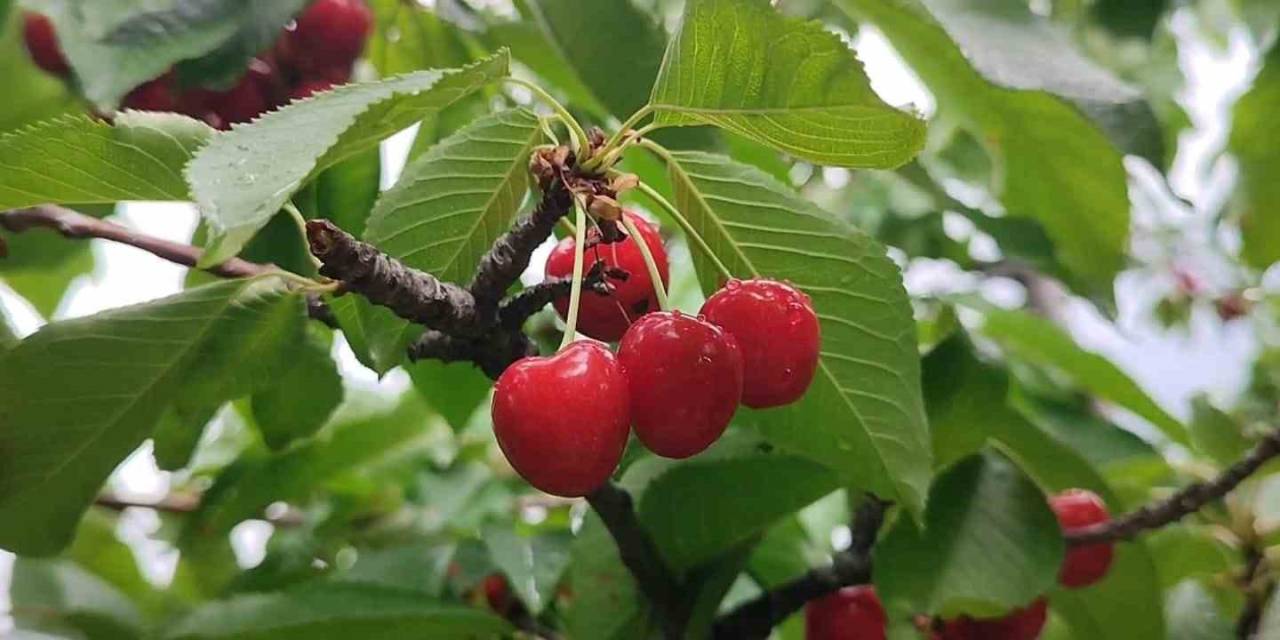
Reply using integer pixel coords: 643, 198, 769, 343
1, 205, 271, 279
1067, 429, 1280, 546
468, 180, 574, 317
712, 497, 888, 639
305, 219, 482, 335
586, 483, 690, 639
496, 262, 611, 331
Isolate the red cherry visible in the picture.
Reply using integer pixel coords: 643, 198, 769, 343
290, 79, 337, 100
938, 599, 1048, 640
491, 341, 630, 497
208, 60, 277, 125
618, 312, 742, 458
700, 279, 820, 408
1049, 489, 1114, 588
481, 574, 512, 613
545, 211, 670, 342
282, 0, 372, 73
23, 13, 70, 76
122, 74, 178, 112
805, 586, 887, 640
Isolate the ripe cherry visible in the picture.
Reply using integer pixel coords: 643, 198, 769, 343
207, 60, 277, 125
618, 312, 742, 458
290, 79, 337, 100
282, 0, 373, 73
937, 599, 1048, 640
805, 586, 887, 640
491, 341, 629, 497
700, 279, 820, 408
123, 75, 178, 112
480, 574, 512, 614
23, 13, 70, 77
1050, 489, 1114, 588
545, 211, 670, 342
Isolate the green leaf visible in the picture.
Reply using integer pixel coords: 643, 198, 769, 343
152, 401, 221, 471
365, 107, 541, 281
0, 224, 94, 318
924, 334, 1014, 469
482, 20, 609, 118
1231, 39, 1280, 271
188, 51, 509, 266
0, 305, 17, 350
636, 449, 838, 570
26, 0, 299, 108
251, 328, 344, 450
356, 107, 544, 368
975, 308, 1189, 445
328, 294, 419, 375
306, 148, 382, 239
332, 543, 456, 596
837, 0, 1133, 295
407, 360, 491, 431
664, 150, 931, 516
1259, 584, 1280, 640
171, 1, 310, 89
0, 9, 76, 133
164, 585, 510, 640
189, 391, 433, 536
874, 451, 1063, 619
10, 558, 144, 639
0, 276, 302, 555
649, 0, 926, 168
0, 111, 213, 208
747, 517, 827, 588
368, 0, 475, 76
1188, 394, 1250, 468
568, 507, 656, 640
525, 0, 667, 119
482, 526, 571, 615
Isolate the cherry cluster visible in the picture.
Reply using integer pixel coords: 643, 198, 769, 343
804, 490, 1115, 639
21, 0, 372, 129
491, 211, 822, 497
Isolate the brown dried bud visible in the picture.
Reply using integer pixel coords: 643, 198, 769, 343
588, 195, 623, 221
610, 173, 639, 194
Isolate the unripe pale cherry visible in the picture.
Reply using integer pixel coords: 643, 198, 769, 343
700, 278, 820, 408
545, 211, 670, 342
804, 585, 887, 640
1049, 489, 1114, 588
618, 311, 742, 458
937, 598, 1047, 640
23, 13, 69, 76
282, 0, 373, 74
491, 341, 629, 497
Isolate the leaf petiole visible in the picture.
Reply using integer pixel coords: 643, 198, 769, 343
505, 77, 590, 159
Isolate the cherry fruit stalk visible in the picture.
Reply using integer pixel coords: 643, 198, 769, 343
491, 341, 629, 497
618, 312, 742, 458
546, 211, 670, 342
805, 586, 887, 640
701, 279, 820, 408
1050, 489, 1114, 588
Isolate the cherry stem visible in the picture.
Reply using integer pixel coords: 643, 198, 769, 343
619, 213, 669, 312
504, 77, 590, 159
586, 105, 657, 171
558, 200, 589, 350
284, 201, 324, 272
631, 168, 735, 281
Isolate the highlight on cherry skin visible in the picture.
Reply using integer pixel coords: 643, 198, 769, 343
1049, 488, 1115, 588
804, 585, 887, 640
618, 311, 743, 459
490, 341, 630, 497
700, 278, 821, 408
545, 211, 670, 342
